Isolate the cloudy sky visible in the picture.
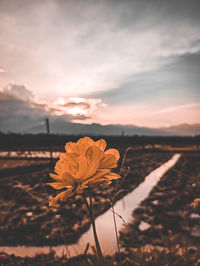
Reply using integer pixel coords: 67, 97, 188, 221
0, 0, 200, 132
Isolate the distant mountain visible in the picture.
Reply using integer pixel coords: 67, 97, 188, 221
158, 123, 200, 136
25, 118, 166, 135
20, 118, 199, 136
48, 120, 167, 136
2, 115, 199, 136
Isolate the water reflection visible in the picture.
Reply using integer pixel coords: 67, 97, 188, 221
1, 154, 180, 257
0, 151, 59, 158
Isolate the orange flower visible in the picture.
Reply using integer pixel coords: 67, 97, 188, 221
48, 137, 120, 206
194, 198, 200, 213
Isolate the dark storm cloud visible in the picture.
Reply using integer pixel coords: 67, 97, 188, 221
0, 84, 57, 132
3, 83, 34, 101
0, 85, 49, 132
106, 0, 200, 27
1, 0, 199, 29
92, 51, 200, 106
0, 83, 91, 132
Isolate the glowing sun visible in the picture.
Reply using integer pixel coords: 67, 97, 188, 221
68, 106, 87, 116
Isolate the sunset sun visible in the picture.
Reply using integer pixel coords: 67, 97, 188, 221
68, 106, 88, 116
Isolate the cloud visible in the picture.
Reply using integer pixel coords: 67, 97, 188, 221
48, 96, 103, 123
0, 0, 199, 129
3, 83, 34, 101
0, 84, 51, 132
111, 0, 200, 28
0, 83, 104, 132
153, 102, 200, 115
146, 102, 200, 127
91, 51, 200, 109
92, 100, 200, 128
0, 0, 199, 102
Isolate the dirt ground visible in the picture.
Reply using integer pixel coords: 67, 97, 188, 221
120, 152, 200, 250
0, 151, 171, 246
0, 150, 200, 265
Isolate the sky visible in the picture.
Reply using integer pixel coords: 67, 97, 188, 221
0, 0, 200, 132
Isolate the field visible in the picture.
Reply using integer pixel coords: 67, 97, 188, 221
0, 150, 172, 246
0, 136, 200, 265
120, 153, 200, 247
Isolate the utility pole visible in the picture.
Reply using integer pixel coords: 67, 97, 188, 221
45, 118, 53, 162
45, 118, 50, 134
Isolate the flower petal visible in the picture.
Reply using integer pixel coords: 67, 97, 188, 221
49, 189, 74, 206
99, 154, 117, 169
104, 172, 121, 180
87, 178, 111, 187
65, 142, 78, 153
55, 158, 76, 177
55, 160, 63, 175
86, 146, 104, 163
105, 148, 120, 161
77, 137, 94, 145
49, 173, 62, 181
90, 169, 111, 180
47, 182, 71, 190
95, 139, 107, 151
60, 153, 78, 167
86, 159, 100, 179
59, 189, 74, 201
81, 169, 111, 187
76, 156, 89, 180
62, 171, 76, 186
77, 137, 95, 155
59, 153, 78, 175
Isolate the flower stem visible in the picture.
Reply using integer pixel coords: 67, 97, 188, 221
83, 190, 105, 266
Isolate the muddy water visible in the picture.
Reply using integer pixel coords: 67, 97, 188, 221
1, 154, 180, 257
